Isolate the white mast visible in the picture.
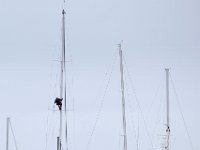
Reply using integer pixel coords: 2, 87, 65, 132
6, 117, 10, 150
55, 8, 66, 150
119, 44, 128, 150
60, 7, 66, 141
165, 68, 170, 150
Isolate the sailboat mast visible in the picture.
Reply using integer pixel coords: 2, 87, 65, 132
119, 44, 127, 150
6, 117, 10, 150
55, 8, 66, 150
165, 68, 170, 150
59, 8, 66, 139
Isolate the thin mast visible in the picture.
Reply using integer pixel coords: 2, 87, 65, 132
62, 0, 66, 112
62, 8, 69, 150
59, 8, 66, 139
55, 8, 66, 150
165, 68, 170, 150
59, 8, 66, 150
119, 44, 127, 150
6, 117, 10, 150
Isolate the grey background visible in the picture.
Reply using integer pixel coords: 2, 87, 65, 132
0, 0, 199, 150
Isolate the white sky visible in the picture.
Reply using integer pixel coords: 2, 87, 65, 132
0, 0, 200, 150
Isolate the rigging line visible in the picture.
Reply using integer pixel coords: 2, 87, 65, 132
49, 14, 63, 101
63, 0, 74, 110
123, 70, 139, 143
64, 35, 75, 150
147, 78, 163, 115
55, 58, 60, 97
64, 76, 69, 150
64, 46, 67, 113
124, 74, 141, 150
151, 89, 164, 142
148, 83, 165, 146
65, 101, 69, 150
122, 56, 153, 147
169, 73, 195, 150
85, 50, 118, 150
69, 51, 75, 150
9, 120, 18, 150
64, 20, 75, 149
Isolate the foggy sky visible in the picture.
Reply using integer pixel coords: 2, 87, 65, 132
0, 0, 200, 150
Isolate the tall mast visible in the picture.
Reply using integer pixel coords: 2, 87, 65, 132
6, 117, 10, 150
55, 8, 66, 150
165, 68, 170, 150
119, 44, 128, 150
60, 7, 66, 140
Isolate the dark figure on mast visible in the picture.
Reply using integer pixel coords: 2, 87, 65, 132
55, 98, 63, 110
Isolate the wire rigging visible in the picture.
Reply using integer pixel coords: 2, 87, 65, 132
9, 120, 19, 150
123, 68, 140, 146
147, 78, 163, 115
122, 56, 154, 147
169, 73, 195, 150
85, 50, 118, 150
